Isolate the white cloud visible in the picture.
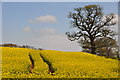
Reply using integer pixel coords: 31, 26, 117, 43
102, 14, 119, 22
29, 15, 57, 23
23, 26, 31, 32
39, 28, 56, 35
31, 34, 81, 51
113, 14, 119, 23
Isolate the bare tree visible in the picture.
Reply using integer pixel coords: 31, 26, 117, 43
66, 5, 117, 54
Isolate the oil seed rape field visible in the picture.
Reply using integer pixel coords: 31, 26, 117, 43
41, 50, 119, 78
1, 47, 119, 78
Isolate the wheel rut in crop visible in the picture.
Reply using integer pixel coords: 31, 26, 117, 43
40, 54, 55, 75
28, 54, 34, 73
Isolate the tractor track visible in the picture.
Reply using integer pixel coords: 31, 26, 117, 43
40, 54, 55, 75
28, 54, 34, 73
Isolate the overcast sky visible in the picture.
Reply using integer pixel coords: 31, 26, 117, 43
2, 2, 118, 51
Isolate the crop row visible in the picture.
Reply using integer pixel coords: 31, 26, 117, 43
28, 51, 49, 78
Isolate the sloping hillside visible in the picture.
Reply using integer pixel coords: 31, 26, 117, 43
1, 47, 119, 78
41, 50, 118, 78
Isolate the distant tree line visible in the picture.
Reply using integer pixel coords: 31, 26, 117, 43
0, 43, 43, 50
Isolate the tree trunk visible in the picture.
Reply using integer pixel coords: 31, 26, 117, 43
90, 38, 96, 54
